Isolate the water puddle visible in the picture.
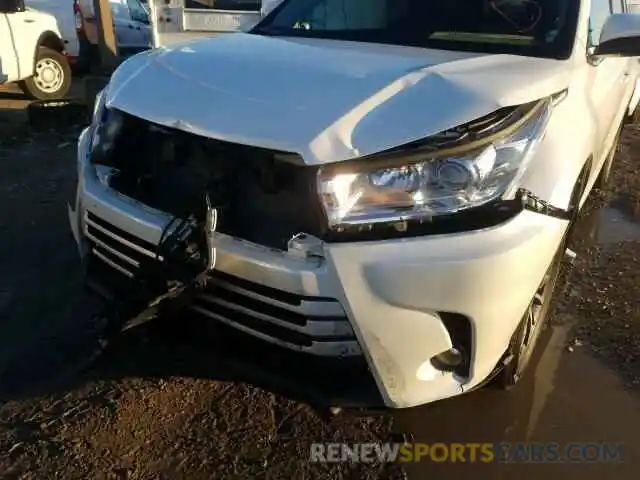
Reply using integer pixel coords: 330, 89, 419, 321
392, 320, 640, 479
597, 206, 640, 244
574, 204, 640, 246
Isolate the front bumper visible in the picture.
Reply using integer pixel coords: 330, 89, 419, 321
69, 128, 568, 408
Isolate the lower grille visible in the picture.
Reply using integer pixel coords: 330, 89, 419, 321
83, 211, 361, 357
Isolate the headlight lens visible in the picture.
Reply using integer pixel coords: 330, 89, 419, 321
318, 100, 552, 228
90, 87, 124, 162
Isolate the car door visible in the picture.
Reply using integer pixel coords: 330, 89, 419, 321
587, 0, 631, 168
0, 0, 38, 82
0, 10, 21, 82
126, 0, 151, 48
111, 0, 136, 48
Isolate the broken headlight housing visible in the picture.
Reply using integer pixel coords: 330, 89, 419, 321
318, 99, 553, 229
89, 87, 125, 163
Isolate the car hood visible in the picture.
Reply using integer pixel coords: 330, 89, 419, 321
107, 33, 573, 165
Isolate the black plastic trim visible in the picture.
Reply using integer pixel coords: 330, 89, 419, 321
439, 313, 473, 378
324, 198, 523, 243
595, 37, 640, 57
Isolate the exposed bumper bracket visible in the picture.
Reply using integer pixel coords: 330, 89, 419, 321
517, 188, 572, 221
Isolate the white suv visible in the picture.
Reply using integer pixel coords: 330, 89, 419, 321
69, 0, 640, 408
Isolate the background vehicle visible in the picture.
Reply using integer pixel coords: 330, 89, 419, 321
75, 0, 151, 71
0, 0, 72, 99
148, 0, 263, 47
25, 0, 80, 68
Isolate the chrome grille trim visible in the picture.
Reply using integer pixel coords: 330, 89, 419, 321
190, 305, 361, 357
92, 248, 134, 278
83, 209, 361, 357
205, 276, 345, 317
84, 212, 159, 260
196, 293, 354, 337
85, 230, 140, 267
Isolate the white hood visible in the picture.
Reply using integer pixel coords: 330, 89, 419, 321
107, 33, 573, 165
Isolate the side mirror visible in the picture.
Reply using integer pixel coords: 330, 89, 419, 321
0, 0, 25, 13
595, 13, 640, 57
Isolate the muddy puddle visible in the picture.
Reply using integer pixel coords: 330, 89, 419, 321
392, 321, 640, 479
574, 203, 640, 247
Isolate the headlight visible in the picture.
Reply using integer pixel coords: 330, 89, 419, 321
90, 86, 124, 162
318, 99, 553, 228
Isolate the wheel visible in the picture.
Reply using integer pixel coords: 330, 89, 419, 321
497, 244, 565, 389
595, 127, 621, 189
496, 168, 588, 389
630, 105, 640, 126
18, 47, 72, 100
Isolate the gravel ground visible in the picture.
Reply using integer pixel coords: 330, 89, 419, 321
556, 125, 640, 391
0, 100, 639, 478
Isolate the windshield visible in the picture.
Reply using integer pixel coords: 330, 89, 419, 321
252, 0, 580, 59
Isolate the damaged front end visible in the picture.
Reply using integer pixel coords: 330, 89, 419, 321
92, 108, 328, 253
80, 94, 368, 375
75, 87, 566, 408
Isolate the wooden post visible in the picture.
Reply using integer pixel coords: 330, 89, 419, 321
92, 0, 118, 72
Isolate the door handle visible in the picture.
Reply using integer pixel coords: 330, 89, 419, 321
24, 19, 34, 23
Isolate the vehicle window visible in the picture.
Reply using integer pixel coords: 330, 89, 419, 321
296, 0, 388, 30
111, 0, 131, 19
254, 0, 581, 59
127, 0, 148, 23
589, 0, 612, 45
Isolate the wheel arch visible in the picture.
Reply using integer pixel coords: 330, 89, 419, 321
37, 31, 65, 52
32, 31, 66, 72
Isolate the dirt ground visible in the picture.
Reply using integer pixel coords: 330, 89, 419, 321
1, 85, 639, 479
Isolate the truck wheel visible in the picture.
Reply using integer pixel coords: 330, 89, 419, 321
18, 47, 72, 100
630, 105, 640, 126
495, 166, 588, 390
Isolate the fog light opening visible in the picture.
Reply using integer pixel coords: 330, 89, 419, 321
430, 347, 465, 373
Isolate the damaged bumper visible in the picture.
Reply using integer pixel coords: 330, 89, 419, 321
69, 127, 567, 408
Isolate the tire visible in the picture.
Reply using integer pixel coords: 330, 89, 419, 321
27, 99, 89, 131
629, 105, 640, 126
18, 47, 72, 100
595, 126, 622, 190
495, 167, 588, 389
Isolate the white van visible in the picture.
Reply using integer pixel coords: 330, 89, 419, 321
25, 0, 80, 64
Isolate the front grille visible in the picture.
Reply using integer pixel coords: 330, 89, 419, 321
83, 211, 360, 357
105, 114, 327, 251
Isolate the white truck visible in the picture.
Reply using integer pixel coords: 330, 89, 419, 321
0, 0, 72, 99
147, 0, 271, 47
